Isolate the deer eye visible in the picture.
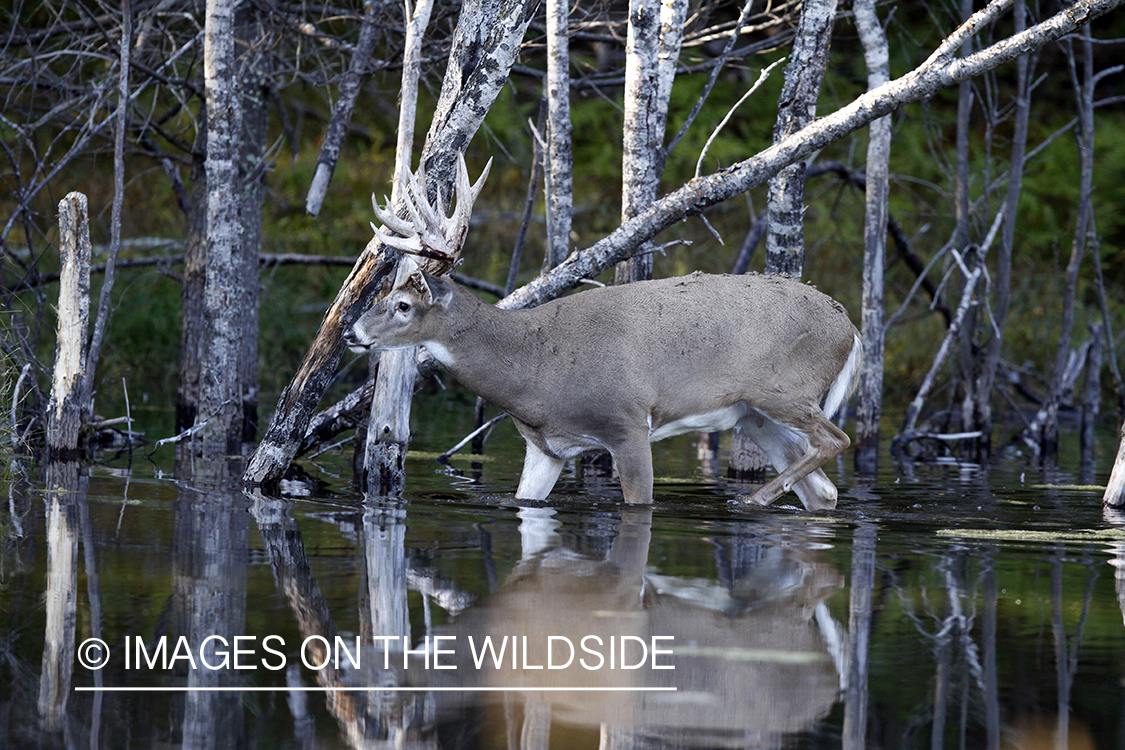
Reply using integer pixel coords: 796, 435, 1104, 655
395, 301, 411, 314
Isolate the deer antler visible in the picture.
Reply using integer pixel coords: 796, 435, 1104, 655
370, 152, 491, 272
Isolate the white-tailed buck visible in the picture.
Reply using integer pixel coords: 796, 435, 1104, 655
347, 154, 861, 510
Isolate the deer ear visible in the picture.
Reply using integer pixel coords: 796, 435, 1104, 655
424, 273, 454, 308
407, 271, 452, 308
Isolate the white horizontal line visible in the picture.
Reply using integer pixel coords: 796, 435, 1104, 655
75, 686, 678, 693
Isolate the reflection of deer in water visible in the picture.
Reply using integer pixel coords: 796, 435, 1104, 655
428, 506, 845, 747
252, 493, 844, 748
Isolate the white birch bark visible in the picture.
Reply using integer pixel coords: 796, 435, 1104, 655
48, 193, 91, 455
543, 0, 574, 271
1104, 421, 1125, 507
363, 0, 435, 494
392, 0, 437, 204
196, 0, 243, 455
616, 0, 687, 284
764, 0, 838, 279
853, 0, 891, 476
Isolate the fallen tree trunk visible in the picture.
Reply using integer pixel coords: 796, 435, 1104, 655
245, 0, 540, 488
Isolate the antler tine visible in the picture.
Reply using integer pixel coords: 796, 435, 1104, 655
470, 155, 492, 204
369, 221, 423, 254
451, 153, 491, 239
371, 193, 415, 238
405, 163, 445, 232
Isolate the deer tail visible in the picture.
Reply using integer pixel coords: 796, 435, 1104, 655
823, 333, 862, 420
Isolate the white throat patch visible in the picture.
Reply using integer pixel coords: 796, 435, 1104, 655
422, 342, 455, 367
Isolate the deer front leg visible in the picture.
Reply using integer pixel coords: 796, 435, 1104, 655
609, 438, 655, 505
516, 440, 566, 500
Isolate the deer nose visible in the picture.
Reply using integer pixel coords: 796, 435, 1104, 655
342, 325, 363, 350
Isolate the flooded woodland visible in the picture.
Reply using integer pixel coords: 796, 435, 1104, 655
3, 428, 1125, 748
6, 1, 1125, 747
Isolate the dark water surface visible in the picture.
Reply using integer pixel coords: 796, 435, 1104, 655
3, 431, 1125, 749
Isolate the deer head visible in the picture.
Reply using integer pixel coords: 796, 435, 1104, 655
344, 259, 453, 353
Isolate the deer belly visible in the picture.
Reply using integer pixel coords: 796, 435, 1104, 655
648, 403, 750, 442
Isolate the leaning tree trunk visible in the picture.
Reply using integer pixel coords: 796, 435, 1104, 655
245, 0, 540, 489
615, 0, 686, 284
195, 0, 244, 456
853, 0, 891, 476
763, 0, 838, 279
305, 0, 383, 217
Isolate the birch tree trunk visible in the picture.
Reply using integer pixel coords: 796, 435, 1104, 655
47, 193, 92, 457
735, 0, 838, 479
544, 0, 573, 271
1043, 28, 1096, 462
763, 0, 838, 279
1104, 420, 1125, 507
195, 0, 244, 456
361, 0, 435, 495
236, 1, 268, 443
853, 0, 891, 476
974, 0, 1032, 460
615, 0, 687, 284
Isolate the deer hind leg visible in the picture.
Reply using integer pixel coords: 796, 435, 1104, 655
737, 409, 848, 511
516, 440, 566, 500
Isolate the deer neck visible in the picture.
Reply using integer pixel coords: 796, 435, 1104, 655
421, 288, 529, 402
